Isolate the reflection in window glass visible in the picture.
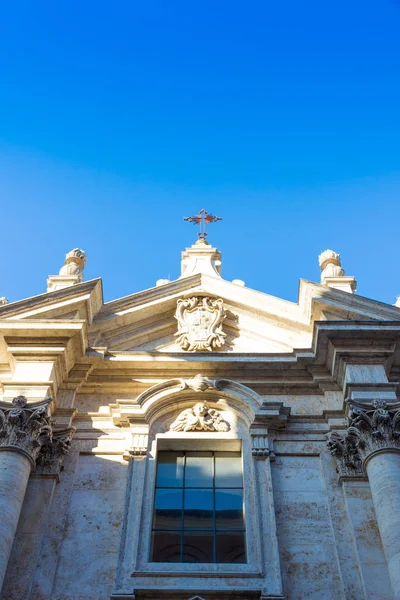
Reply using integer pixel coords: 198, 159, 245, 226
215, 452, 242, 487
151, 451, 246, 563
185, 452, 213, 488
153, 489, 182, 530
215, 489, 244, 529
156, 452, 184, 487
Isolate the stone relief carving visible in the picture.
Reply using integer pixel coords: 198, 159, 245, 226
175, 295, 227, 351
179, 374, 216, 392
0, 396, 53, 464
59, 248, 87, 280
327, 398, 400, 477
170, 402, 229, 432
35, 427, 75, 475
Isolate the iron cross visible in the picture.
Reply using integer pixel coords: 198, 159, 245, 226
183, 208, 222, 239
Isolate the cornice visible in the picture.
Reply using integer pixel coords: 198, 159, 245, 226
0, 278, 103, 322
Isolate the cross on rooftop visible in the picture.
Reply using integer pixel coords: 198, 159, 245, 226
183, 208, 222, 239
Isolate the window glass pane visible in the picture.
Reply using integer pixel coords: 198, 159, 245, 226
216, 531, 246, 563
156, 452, 184, 487
215, 452, 242, 488
152, 531, 181, 562
215, 489, 244, 529
183, 531, 214, 563
185, 452, 213, 488
184, 489, 213, 529
153, 489, 182, 529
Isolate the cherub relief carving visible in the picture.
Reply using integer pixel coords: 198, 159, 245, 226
170, 402, 229, 432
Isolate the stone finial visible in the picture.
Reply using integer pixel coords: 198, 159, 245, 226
59, 248, 86, 277
395, 297, 400, 308
0, 297, 8, 306
47, 248, 87, 292
318, 249, 356, 294
319, 250, 345, 278
0, 396, 53, 468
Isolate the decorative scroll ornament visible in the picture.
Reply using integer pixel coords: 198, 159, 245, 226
0, 396, 53, 465
170, 402, 229, 432
327, 398, 400, 477
175, 296, 227, 352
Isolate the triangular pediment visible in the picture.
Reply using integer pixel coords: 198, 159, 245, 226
1, 273, 399, 355
85, 274, 400, 354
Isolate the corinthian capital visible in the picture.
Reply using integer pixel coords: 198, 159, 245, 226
0, 396, 53, 467
327, 398, 400, 477
35, 427, 75, 476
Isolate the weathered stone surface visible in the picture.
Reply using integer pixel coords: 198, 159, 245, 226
1, 477, 56, 600
49, 455, 127, 600
343, 481, 393, 600
272, 456, 345, 599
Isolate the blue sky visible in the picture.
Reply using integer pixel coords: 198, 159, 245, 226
0, 1, 399, 305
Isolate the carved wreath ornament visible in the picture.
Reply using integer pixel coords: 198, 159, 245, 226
175, 295, 227, 352
170, 402, 229, 432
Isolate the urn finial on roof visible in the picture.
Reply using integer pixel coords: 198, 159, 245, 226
47, 248, 87, 292
318, 249, 356, 294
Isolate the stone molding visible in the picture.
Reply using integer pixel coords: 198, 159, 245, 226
111, 375, 290, 430
327, 398, 400, 477
175, 295, 227, 351
0, 396, 53, 467
170, 402, 229, 432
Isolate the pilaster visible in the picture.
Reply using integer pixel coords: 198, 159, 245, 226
251, 431, 283, 598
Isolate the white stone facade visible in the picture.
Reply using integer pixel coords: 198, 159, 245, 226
0, 241, 400, 599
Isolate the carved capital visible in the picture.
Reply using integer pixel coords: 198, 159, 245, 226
175, 295, 227, 351
251, 434, 275, 460
170, 402, 229, 432
0, 396, 53, 467
124, 433, 149, 460
327, 398, 400, 477
35, 427, 75, 476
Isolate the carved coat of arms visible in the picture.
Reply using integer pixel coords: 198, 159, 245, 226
175, 296, 227, 352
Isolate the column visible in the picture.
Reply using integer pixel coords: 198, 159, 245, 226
0, 395, 53, 591
328, 398, 400, 599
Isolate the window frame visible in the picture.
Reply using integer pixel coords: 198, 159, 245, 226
113, 402, 284, 599
151, 450, 247, 564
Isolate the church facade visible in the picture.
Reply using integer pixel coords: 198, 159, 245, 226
1, 235, 400, 600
